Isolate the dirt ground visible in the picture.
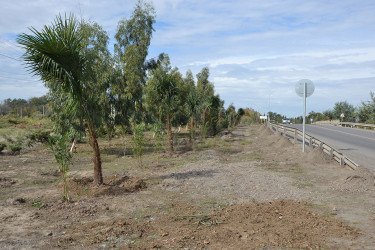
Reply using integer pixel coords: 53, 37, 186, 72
1, 124, 375, 249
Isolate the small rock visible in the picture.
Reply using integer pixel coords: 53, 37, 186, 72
203, 240, 210, 245
47, 232, 53, 236
161, 232, 169, 237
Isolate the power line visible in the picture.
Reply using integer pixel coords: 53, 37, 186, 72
0, 53, 22, 62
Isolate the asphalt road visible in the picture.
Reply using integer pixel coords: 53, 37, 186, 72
285, 124, 375, 171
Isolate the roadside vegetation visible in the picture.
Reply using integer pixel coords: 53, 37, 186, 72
0, 0, 248, 200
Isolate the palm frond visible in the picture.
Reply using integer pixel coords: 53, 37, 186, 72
17, 13, 85, 101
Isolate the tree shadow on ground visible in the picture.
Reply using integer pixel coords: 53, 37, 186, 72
159, 169, 218, 180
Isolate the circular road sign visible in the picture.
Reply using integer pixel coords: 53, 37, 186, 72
295, 79, 315, 98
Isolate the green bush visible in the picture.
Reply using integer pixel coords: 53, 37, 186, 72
3, 133, 25, 154
8, 118, 21, 125
10, 144, 22, 153
0, 142, 6, 152
27, 129, 51, 143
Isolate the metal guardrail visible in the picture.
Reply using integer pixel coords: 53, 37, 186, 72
313, 120, 375, 130
313, 120, 340, 125
339, 122, 375, 130
267, 122, 359, 170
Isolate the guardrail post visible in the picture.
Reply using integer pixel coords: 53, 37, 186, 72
294, 129, 297, 144
340, 157, 344, 166
283, 127, 286, 136
330, 148, 333, 158
319, 142, 323, 149
309, 137, 312, 147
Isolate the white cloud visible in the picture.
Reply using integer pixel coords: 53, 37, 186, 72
1, 0, 375, 116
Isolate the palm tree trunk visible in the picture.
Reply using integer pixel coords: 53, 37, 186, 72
166, 113, 173, 152
88, 122, 103, 185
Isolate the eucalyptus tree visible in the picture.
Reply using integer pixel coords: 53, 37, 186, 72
226, 104, 236, 128
205, 94, 224, 135
196, 67, 214, 128
145, 55, 180, 152
358, 92, 375, 123
333, 101, 355, 122
17, 14, 104, 185
184, 70, 199, 143
173, 70, 190, 127
114, 0, 156, 126
79, 19, 115, 144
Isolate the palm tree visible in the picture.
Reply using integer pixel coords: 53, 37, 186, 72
17, 14, 104, 185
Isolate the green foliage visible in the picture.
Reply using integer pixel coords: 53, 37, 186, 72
358, 92, 375, 123
0, 142, 6, 152
152, 123, 164, 157
9, 144, 22, 153
18, 13, 104, 185
131, 123, 146, 167
217, 118, 229, 131
267, 111, 283, 123
48, 134, 73, 201
240, 108, 262, 124
8, 118, 21, 125
332, 101, 355, 122
27, 129, 51, 144
32, 201, 43, 208
145, 54, 180, 152
3, 134, 25, 154
308, 111, 328, 123
114, 0, 156, 125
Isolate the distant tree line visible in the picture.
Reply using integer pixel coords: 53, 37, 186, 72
0, 96, 48, 117
267, 92, 375, 124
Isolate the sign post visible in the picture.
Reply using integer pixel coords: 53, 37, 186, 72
295, 79, 315, 152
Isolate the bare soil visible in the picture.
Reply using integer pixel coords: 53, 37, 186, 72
1, 125, 375, 249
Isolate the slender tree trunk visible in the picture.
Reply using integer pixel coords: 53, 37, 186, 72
166, 113, 173, 152
69, 137, 77, 153
189, 116, 194, 144
202, 108, 207, 126
106, 124, 112, 147
88, 122, 103, 185
202, 108, 207, 139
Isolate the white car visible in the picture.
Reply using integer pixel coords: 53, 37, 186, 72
282, 119, 290, 124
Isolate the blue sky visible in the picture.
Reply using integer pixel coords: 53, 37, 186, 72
1, 0, 375, 117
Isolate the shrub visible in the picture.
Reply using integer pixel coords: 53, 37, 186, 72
27, 129, 51, 143
10, 144, 22, 153
48, 134, 73, 201
8, 118, 20, 125
0, 142, 6, 152
3, 133, 25, 154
